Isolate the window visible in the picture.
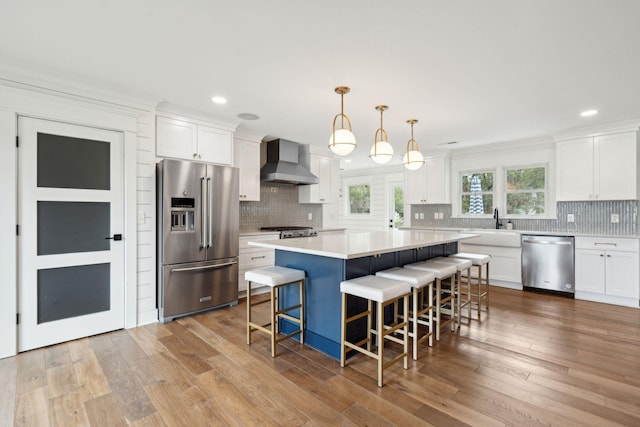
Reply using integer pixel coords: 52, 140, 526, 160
505, 166, 546, 215
348, 184, 370, 214
461, 171, 493, 215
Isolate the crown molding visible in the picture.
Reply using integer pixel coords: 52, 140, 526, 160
156, 102, 239, 131
0, 60, 159, 113
553, 119, 640, 141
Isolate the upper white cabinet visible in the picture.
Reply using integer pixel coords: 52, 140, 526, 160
156, 115, 233, 165
299, 147, 335, 204
233, 129, 265, 202
405, 155, 450, 204
556, 131, 639, 201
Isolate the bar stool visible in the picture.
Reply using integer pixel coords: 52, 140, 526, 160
404, 261, 457, 340
430, 257, 473, 324
451, 252, 491, 320
246, 266, 305, 357
340, 275, 411, 387
375, 267, 435, 360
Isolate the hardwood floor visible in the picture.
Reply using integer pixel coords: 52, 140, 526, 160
2, 286, 640, 426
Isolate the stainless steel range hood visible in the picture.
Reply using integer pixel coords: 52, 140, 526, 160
260, 139, 319, 185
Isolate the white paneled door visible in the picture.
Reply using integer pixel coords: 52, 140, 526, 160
18, 117, 125, 351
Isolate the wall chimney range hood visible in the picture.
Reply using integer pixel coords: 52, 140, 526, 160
260, 139, 319, 185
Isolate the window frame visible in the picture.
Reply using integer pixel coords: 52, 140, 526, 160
343, 178, 372, 217
502, 163, 548, 218
459, 169, 495, 218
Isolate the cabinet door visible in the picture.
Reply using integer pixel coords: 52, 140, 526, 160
156, 117, 197, 160
556, 137, 594, 201
317, 155, 332, 203
595, 132, 637, 200
197, 125, 232, 165
575, 249, 605, 293
605, 250, 639, 298
234, 140, 261, 201
425, 156, 448, 204
405, 165, 428, 204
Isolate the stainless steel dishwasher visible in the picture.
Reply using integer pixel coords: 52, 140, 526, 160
521, 234, 575, 295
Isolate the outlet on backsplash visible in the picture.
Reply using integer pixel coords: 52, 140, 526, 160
567, 213, 575, 223
611, 213, 619, 223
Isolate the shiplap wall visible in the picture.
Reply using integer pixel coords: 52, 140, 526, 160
340, 169, 404, 231
135, 112, 157, 325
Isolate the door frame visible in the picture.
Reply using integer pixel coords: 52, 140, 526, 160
386, 176, 405, 230
0, 83, 140, 358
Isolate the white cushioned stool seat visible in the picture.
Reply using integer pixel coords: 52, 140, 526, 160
450, 252, 491, 265
404, 261, 456, 277
430, 257, 472, 271
245, 266, 305, 287
340, 275, 411, 303
375, 267, 435, 289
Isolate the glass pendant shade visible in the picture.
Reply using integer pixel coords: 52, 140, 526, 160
369, 105, 393, 164
329, 86, 356, 156
370, 140, 394, 164
403, 119, 424, 170
329, 128, 356, 156
403, 149, 424, 170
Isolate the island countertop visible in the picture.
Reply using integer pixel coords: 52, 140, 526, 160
248, 229, 478, 259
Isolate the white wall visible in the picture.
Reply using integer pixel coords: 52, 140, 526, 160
135, 112, 158, 325
339, 167, 404, 231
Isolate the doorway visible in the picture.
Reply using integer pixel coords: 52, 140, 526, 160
18, 117, 125, 351
388, 180, 405, 229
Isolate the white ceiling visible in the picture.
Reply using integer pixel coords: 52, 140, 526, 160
2, 0, 640, 170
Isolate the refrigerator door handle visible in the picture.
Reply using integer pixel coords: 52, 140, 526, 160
207, 177, 212, 248
171, 260, 238, 273
200, 177, 207, 248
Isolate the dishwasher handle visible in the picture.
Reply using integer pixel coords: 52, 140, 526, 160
522, 239, 573, 246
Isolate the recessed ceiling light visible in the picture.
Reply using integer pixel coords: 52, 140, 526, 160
237, 113, 260, 120
345, 159, 352, 163
211, 96, 227, 104
580, 109, 598, 117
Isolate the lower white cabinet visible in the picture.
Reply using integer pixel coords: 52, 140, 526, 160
575, 237, 639, 307
238, 234, 278, 294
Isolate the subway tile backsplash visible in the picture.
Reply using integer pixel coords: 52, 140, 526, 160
411, 201, 639, 236
240, 183, 323, 230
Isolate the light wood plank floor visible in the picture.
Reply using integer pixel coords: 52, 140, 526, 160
2, 286, 640, 426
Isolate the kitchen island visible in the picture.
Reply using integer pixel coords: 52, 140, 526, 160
248, 230, 477, 359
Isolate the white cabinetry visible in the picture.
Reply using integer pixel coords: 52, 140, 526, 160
238, 234, 278, 295
156, 115, 233, 165
233, 129, 265, 201
405, 155, 449, 204
299, 148, 335, 204
458, 231, 522, 288
556, 131, 639, 201
575, 237, 639, 307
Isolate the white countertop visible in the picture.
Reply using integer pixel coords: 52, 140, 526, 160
401, 226, 640, 239
247, 229, 478, 259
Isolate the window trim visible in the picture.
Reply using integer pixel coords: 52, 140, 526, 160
343, 178, 372, 217
458, 168, 495, 218
503, 163, 548, 218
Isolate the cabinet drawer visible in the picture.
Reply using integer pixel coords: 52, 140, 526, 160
575, 237, 639, 252
239, 250, 275, 269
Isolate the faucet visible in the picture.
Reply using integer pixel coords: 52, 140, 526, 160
494, 208, 503, 229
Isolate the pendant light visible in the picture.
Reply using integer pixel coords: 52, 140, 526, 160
329, 86, 356, 156
369, 105, 394, 164
403, 119, 424, 170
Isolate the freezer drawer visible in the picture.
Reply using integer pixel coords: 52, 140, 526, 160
159, 258, 238, 322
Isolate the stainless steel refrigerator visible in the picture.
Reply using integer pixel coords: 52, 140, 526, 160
157, 159, 239, 322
